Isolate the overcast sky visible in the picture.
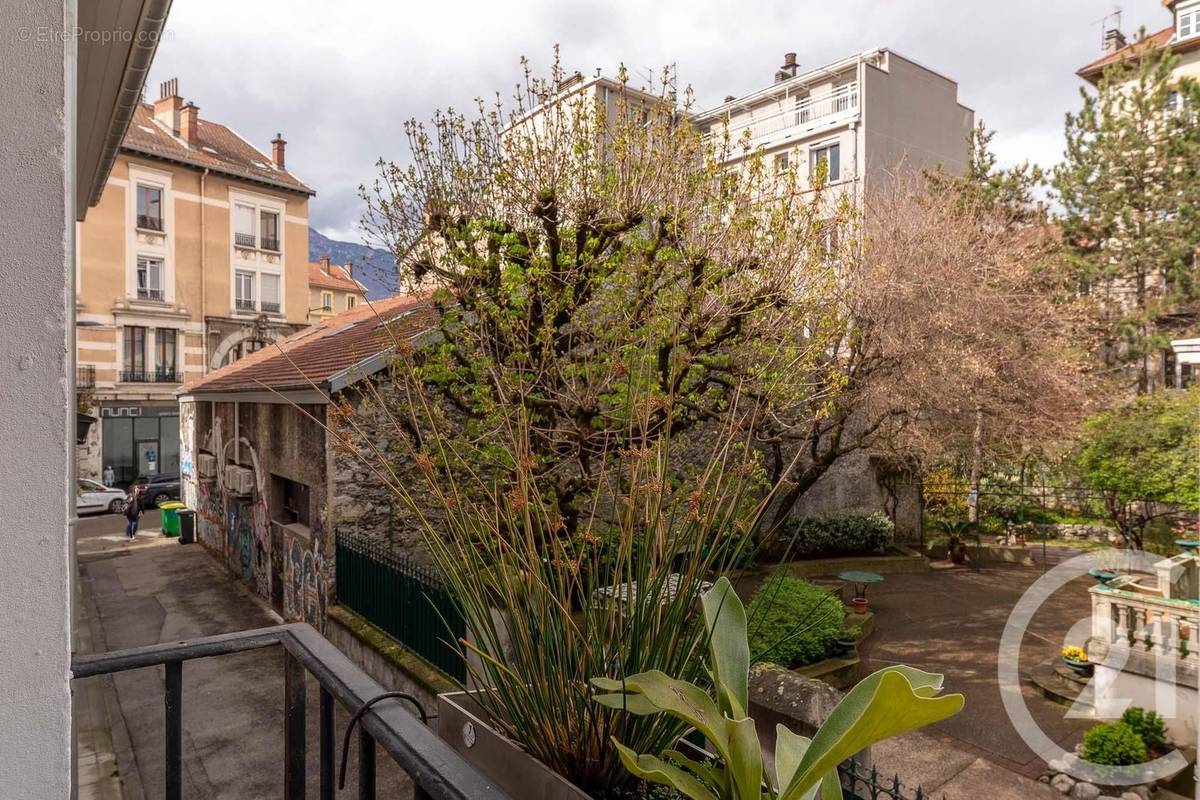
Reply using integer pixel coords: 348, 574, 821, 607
146, 0, 1169, 242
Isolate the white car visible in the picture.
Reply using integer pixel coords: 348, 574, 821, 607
76, 479, 127, 515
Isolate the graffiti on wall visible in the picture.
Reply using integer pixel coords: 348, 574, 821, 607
282, 519, 327, 626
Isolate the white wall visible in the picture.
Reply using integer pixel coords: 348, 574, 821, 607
0, 0, 75, 797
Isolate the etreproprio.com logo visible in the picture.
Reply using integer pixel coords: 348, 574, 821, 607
999, 549, 1192, 787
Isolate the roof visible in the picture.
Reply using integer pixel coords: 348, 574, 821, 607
123, 104, 314, 195
180, 294, 434, 395
309, 260, 365, 293
1077, 26, 1200, 83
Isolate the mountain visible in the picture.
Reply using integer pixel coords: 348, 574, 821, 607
309, 229, 399, 300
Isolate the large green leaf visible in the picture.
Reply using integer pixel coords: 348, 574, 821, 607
701, 576, 750, 719
723, 715, 764, 800
592, 670, 730, 753
663, 749, 728, 795
779, 666, 963, 800
773, 725, 810, 793
612, 740, 719, 800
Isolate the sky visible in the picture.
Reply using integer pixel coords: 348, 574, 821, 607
145, 0, 1170, 242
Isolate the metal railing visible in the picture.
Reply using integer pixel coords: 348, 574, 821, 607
336, 531, 467, 681
261, 236, 280, 252
261, 301, 281, 314
77, 364, 95, 389
840, 755, 938, 800
136, 214, 163, 231
715, 82, 859, 147
235, 297, 256, 311
234, 231, 258, 248
119, 368, 180, 383
71, 622, 508, 800
137, 287, 165, 301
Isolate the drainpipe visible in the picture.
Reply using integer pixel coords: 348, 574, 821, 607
200, 168, 209, 372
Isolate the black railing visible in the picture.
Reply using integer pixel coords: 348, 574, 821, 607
235, 297, 256, 311
137, 214, 163, 231
71, 623, 508, 800
336, 532, 467, 681
261, 236, 280, 252
840, 755, 937, 800
137, 288, 165, 301
77, 364, 96, 389
261, 301, 281, 314
234, 231, 257, 248
120, 368, 179, 383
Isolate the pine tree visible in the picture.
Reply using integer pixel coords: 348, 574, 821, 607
1054, 34, 1200, 394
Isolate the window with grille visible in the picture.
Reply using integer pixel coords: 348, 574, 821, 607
136, 256, 164, 300
234, 203, 256, 248
261, 273, 281, 313
136, 184, 163, 231
156, 329, 177, 380
260, 210, 280, 251
123, 326, 147, 380
235, 270, 255, 310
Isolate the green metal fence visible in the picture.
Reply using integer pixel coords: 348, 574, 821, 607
335, 531, 467, 681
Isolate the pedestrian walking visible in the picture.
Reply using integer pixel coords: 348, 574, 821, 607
102, 464, 115, 487
124, 488, 142, 539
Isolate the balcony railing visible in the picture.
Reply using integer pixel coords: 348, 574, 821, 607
136, 214, 163, 232
71, 623, 508, 800
120, 368, 180, 383
77, 364, 96, 389
261, 236, 280, 252
137, 287, 165, 301
234, 231, 257, 248
713, 82, 859, 148
235, 297, 257, 311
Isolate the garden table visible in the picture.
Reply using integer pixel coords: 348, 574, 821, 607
838, 570, 883, 613
593, 573, 713, 611
1174, 539, 1199, 554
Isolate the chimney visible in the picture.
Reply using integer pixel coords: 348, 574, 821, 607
1103, 28, 1127, 54
320, 256, 331, 272
723, 95, 735, 103
154, 78, 182, 134
180, 102, 199, 146
271, 133, 286, 169
779, 52, 799, 79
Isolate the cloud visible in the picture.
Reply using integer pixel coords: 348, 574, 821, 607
146, 0, 1170, 241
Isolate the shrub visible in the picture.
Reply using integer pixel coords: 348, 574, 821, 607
774, 512, 895, 559
747, 573, 844, 667
1081, 722, 1148, 766
1121, 706, 1167, 751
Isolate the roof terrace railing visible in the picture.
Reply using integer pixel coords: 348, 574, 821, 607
709, 82, 859, 148
71, 622, 509, 800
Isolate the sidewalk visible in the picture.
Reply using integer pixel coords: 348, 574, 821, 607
76, 542, 413, 798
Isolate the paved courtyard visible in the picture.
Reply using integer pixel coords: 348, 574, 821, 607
76, 539, 414, 799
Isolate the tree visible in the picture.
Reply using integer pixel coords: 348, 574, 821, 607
360, 54, 840, 534
1054, 35, 1200, 394
1076, 387, 1200, 550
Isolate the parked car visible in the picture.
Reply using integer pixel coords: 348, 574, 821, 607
76, 479, 126, 515
128, 473, 180, 509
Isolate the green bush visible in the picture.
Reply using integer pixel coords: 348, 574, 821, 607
774, 512, 895, 559
1081, 722, 1148, 766
1121, 706, 1167, 751
747, 573, 844, 667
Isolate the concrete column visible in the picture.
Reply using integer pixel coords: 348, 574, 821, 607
0, 0, 76, 797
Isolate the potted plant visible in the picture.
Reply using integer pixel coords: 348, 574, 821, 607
833, 626, 861, 658
938, 519, 974, 565
1061, 645, 1093, 677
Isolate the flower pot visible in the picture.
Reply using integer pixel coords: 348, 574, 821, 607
833, 638, 858, 658
851, 597, 869, 614
1061, 656, 1093, 677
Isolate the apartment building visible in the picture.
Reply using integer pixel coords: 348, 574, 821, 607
77, 80, 315, 486
308, 257, 367, 323
695, 50, 973, 206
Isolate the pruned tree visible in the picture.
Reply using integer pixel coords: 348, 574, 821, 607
361, 53, 841, 533
1054, 34, 1200, 394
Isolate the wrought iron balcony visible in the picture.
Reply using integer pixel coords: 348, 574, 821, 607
71, 623, 507, 800
136, 214, 163, 231
234, 231, 257, 248
261, 236, 280, 252
77, 364, 96, 389
120, 368, 180, 383
137, 287, 165, 301
261, 301, 281, 314
235, 297, 257, 311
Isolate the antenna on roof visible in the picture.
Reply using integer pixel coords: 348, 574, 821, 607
1093, 6, 1123, 50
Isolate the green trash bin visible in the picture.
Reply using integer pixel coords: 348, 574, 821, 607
159, 500, 185, 537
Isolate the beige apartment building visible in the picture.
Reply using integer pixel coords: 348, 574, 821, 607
77, 80, 315, 485
695, 49, 974, 207
308, 257, 367, 323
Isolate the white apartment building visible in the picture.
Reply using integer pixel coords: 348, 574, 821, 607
695, 50, 974, 205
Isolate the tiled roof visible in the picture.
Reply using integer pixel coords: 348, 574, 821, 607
309, 260, 365, 293
1077, 26, 1197, 82
180, 294, 433, 394
123, 104, 314, 195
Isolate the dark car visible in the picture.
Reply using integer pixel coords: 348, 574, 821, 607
128, 472, 181, 509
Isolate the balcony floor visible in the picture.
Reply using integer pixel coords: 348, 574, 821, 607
76, 533, 416, 798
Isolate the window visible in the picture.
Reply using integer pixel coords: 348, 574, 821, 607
156, 329, 177, 380
810, 143, 841, 182
123, 326, 147, 381
260, 273, 281, 314
136, 184, 163, 231
234, 203, 256, 248
260, 210, 280, 251
773, 152, 790, 173
1179, 5, 1200, 38
321, 291, 332, 311
346, 295, 356, 310
818, 220, 840, 257
235, 270, 255, 310
136, 256, 164, 300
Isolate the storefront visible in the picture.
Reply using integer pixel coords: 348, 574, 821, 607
99, 403, 180, 488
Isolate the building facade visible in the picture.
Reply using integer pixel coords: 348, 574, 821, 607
695, 49, 974, 206
76, 81, 315, 486
308, 257, 367, 323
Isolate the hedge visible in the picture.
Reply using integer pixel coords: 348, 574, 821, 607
771, 512, 895, 559
747, 573, 844, 668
